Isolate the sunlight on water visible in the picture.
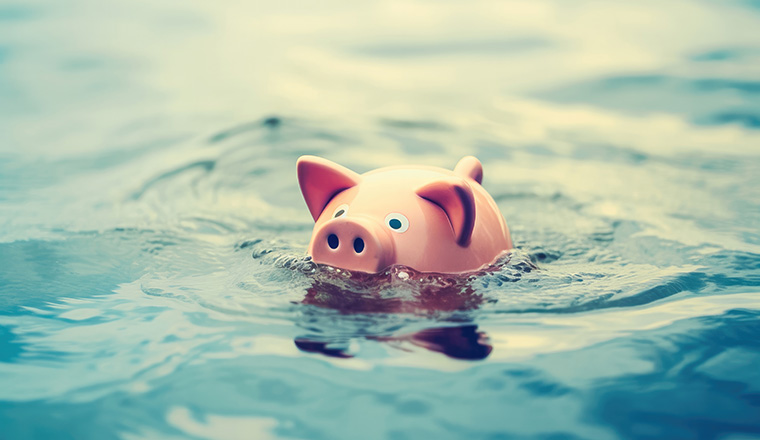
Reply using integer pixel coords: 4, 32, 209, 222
1, 0, 760, 439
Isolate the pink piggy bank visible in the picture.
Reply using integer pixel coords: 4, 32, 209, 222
297, 155, 513, 274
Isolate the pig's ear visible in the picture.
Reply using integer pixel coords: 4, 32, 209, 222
416, 177, 476, 246
297, 156, 361, 221
453, 156, 483, 185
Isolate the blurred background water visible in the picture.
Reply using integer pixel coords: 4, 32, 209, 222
1, 0, 760, 439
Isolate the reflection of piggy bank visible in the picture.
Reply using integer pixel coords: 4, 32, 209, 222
297, 155, 513, 274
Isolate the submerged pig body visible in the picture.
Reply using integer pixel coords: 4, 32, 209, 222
297, 156, 513, 274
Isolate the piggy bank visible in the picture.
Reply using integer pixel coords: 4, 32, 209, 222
297, 155, 513, 274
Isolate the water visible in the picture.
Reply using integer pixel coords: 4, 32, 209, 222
2, 0, 760, 439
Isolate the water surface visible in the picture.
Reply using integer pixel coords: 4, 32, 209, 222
1, 0, 760, 439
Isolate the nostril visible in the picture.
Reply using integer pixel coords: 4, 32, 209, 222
327, 234, 339, 249
353, 237, 365, 254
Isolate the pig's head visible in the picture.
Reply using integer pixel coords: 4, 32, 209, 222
297, 156, 481, 274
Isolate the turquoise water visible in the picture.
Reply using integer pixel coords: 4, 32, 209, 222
2, 0, 760, 439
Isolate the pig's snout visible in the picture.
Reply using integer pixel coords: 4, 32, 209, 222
309, 217, 395, 273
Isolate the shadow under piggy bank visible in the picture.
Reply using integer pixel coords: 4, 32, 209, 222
294, 266, 493, 361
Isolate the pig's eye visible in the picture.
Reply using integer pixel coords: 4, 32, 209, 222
332, 204, 349, 218
384, 213, 409, 233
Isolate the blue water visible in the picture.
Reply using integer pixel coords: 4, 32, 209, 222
2, 1, 760, 439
